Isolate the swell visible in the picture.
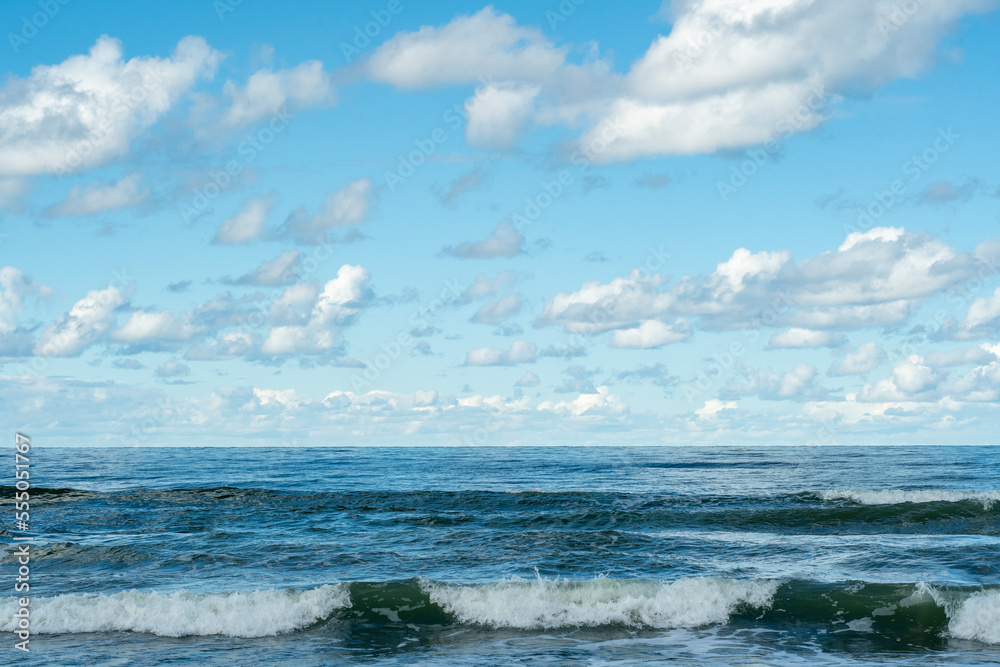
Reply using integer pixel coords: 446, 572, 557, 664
8, 486, 997, 536
2, 578, 998, 645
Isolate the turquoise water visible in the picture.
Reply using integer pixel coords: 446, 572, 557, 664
3, 446, 1000, 665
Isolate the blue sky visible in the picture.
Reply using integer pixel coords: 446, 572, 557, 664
1, 0, 999, 446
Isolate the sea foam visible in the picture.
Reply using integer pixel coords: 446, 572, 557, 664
0, 585, 349, 637
817, 490, 1000, 508
948, 589, 1000, 645
421, 575, 779, 629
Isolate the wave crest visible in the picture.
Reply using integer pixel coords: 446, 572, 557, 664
0, 585, 349, 637
816, 490, 1000, 508
422, 575, 779, 629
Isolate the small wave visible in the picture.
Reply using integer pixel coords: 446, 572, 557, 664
815, 490, 1000, 508
0, 585, 349, 637
946, 588, 1000, 645
421, 575, 779, 629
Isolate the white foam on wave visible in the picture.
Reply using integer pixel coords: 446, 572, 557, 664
902, 582, 1000, 646
817, 490, 1000, 508
947, 589, 1000, 645
0, 584, 349, 637
422, 575, 779, 630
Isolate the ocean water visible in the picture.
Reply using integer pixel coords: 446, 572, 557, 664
3, 446, 1000, 665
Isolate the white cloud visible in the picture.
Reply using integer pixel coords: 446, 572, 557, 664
536, 270, 674, 334
839, 226, 904, 251
229, 250, 301, 286
860, 356, 942, 401
465, 83, 539, 149
695, 399, 737, 419
366, 2, 995, 162
722, 362, 821, 400
954, 286, 1000, 338
470, 293, 522, 325
0, 267, 50, 333
283, 179, 373, 244
45, 172, 149, 217
155, 360, 191, 378
223, 60, 333, 127
0, 178, 31, 211
0, 35, 221, 176
515, 370, 540, 387
537, 386, 627, 417
924, 344, 995, 368
770, 328, 845, 349
110, 310, 199, 345
610, 319, 691, 348
442, 221, 525, 259
583, 0, 995, 161
714, 248, 790, 292
828, 341, 885, 376
260, 264, 371, 355
214, 194, 275, 245
458, 271, 520, 303
538, 228, 996, 340
366, 7, 565, 89
465, 339, 538, 366
34, 285, 127, 357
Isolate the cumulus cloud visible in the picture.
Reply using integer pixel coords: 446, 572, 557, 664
537, 228, 997, 343
537, 386, 627, 417
282, 179, 373, 244
214, 194, 275, 245
828, 341, 886, 376
110, 309, 199, 347
45, 172, 149, 217
721, 363, 822, 401
457, 270, 520, 303
441, 221, 525, 259
155, 360, 191, 378
366, 7, 565, 89
465, 339, 537, 366
515, 370, 540, 387
223, 60, 333, 127
919, 179, 982, 205
226, 250, 301, 286
0, 267, 51, 333
367, 1, 995, 162
433, 168, 489, 206
34, 285, 127, 357
259, 264, 371, 355
470, 293, 522, 325
610, 319, 691, 348
464, 82, 539, 149
0, 35, 221, 177
952, 287, 1000, 339
770, 328, 845, 349
695, 399, 737, 419
860, 355, 942, 401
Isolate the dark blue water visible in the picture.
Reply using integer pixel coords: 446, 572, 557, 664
3, 446, 1000, 665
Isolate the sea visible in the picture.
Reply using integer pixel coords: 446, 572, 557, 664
2, 446, 999, 665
